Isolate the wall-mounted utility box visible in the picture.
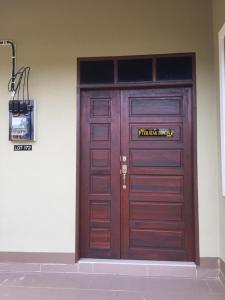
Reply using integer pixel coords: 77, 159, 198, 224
9, 100, 35, 141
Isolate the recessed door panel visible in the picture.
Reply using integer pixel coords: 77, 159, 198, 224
129, 97, 182, 116
129, 149, 183, 168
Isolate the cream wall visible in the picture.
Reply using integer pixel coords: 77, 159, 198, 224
212, 0, 225, 261
0, 0, 218, 258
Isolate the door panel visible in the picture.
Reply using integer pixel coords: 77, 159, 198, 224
120, 88, 194, 261
129, 149, 182, 168
130, 202, 183, 221
80, 90, 121, 258
80, 88, 195, 261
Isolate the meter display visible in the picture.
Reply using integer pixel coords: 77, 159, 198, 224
9, 100, 35, 141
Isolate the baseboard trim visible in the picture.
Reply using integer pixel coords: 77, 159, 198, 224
219, 258, 225, 285
0, 252, 75, 264
196, 257, 220, 279
200, 257, 220, 268
220, 258, 225, 275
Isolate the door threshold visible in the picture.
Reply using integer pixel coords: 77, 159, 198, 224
78, 258, 197, 278
79, 258, 196, 267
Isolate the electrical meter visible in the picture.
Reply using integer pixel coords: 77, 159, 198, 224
9, 100, 35, 141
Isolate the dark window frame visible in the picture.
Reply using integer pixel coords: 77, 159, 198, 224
78, 53, 195, 87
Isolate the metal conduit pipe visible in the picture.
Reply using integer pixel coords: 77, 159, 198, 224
0, 40, 16, 92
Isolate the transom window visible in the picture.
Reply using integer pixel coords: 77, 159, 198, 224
78, 54, 194, 85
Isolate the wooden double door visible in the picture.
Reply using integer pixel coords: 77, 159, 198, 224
80, 87, 196, 261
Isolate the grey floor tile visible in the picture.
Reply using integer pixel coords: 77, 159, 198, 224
115, 291, 150, 300
0, 272, 223, 300
76, 289, 117, 300
147, 277, 210, 294
183, 293, 225, 300
0, 273, 91, 289
115, 291, 182, 300
0, 286, 80, 300
206, 279, 225, 294
0, 273, 21, 285
148, 293, 185, 300
88, 274, 149, 291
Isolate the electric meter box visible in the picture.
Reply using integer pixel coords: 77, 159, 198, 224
9, 100, 35, 141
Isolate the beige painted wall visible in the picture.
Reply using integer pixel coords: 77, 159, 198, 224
0, 0, 219, 258
212, 0, 225, 261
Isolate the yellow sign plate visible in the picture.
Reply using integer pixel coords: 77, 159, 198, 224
138, 128, 174, 137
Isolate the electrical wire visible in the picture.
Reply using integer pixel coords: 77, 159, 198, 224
0, 40, 16, 92
8, 66, 31, 100
26, 67, 30, 100
0, 40, 31, 101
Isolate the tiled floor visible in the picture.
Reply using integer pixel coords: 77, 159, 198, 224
0, 272, 224, 299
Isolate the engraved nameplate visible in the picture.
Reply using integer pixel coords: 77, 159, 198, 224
138, 128, 174, 137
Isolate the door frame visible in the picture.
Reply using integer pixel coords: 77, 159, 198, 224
75, 53, 199, 264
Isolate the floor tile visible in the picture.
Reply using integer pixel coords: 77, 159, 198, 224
115, 291, 185, 300
0, 272, 223, 300
1, 273, 90, 289
77, 289, 117, 300
197, 267, 219, 279
0, 286, 80, 300
147, 277, 210, 294
88, 274, 149, 291
183, 293, 225, 300
115, 291, 151, 300
206, 279, 225, 294
41, 264, 78, 273
92, 263, 148, 277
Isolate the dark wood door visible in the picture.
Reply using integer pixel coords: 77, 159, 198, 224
80, 88, 195, 261
120, 88, 195, 261
80, 90, 121, 258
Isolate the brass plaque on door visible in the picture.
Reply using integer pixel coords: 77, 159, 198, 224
138, 128, 174, 137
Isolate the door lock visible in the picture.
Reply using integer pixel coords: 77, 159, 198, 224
121, 155, 127, 162
121, 164, 127, 190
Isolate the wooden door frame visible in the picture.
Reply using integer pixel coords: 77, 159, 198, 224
75, 53, 199, 264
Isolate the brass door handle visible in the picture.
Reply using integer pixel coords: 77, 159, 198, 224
121, 164, 127, 190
